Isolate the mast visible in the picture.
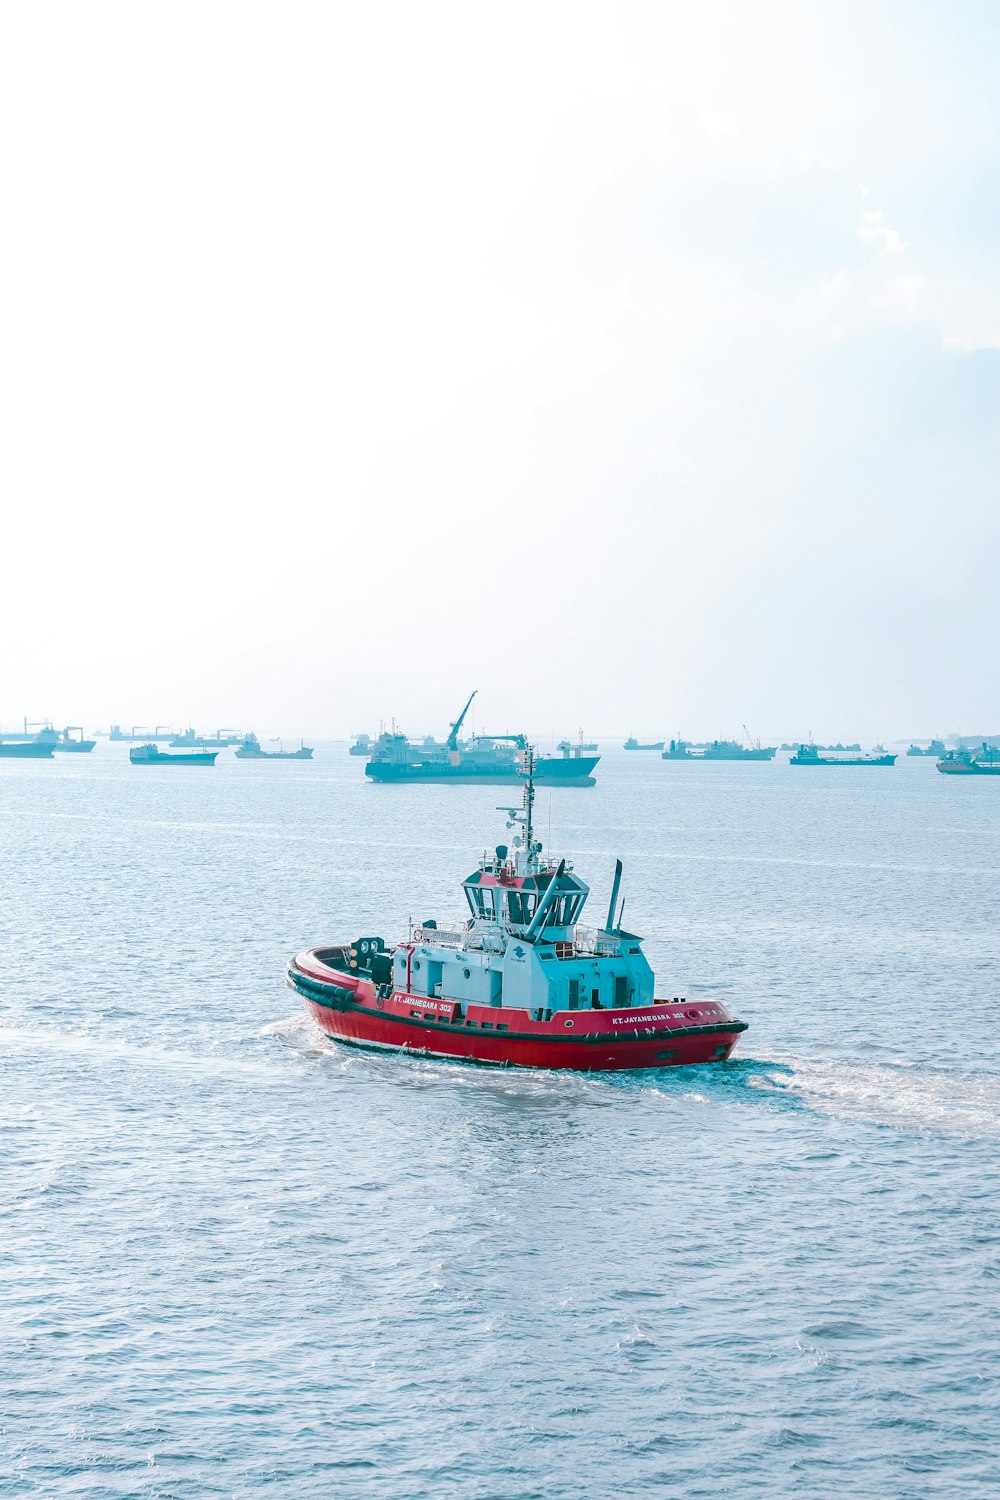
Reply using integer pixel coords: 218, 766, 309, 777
523, 744, 534, 858
498, 744, 540, 877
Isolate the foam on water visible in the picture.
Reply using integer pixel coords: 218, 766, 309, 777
754, 1054, 1000, 1138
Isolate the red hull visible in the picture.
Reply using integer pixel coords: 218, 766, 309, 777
287, 951, 746, 1072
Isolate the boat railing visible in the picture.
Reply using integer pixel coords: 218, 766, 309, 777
412, 923, 470, 947
572, 926, 622, 957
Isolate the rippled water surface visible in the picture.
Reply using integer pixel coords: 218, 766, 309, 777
2, 747, 999, 1497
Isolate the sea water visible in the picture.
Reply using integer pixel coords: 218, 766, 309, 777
1, 748, 998, 1498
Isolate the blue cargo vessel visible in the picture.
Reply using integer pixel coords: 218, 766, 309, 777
364, 693, 599, 786
130, 744, 218, 766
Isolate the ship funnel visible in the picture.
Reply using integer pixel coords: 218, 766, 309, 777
606, 859, 623, 933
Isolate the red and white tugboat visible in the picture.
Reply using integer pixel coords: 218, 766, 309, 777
287, 755, 748, 1071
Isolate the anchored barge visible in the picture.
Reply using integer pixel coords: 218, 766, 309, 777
288, 754, 747, 1071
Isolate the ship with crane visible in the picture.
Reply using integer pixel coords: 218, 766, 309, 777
363, 692, 599, 785
288, 751, 747, 1069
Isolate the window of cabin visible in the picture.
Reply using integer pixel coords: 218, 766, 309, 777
479, 887, 496, 918
507, 890, 537, 925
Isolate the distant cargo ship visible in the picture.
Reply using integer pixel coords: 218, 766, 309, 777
0, 741, 54, 758
36, 726, 95, 752
907, 740, 946, 757
781, 741, 861, 753
624, 737, 665, 750
170, 728, 242, 748
236, 734, 314, 760
790, 743, 896, 767
558, 732, 598, 753
110, 724, 175, 742
365, 693, 598, 785
130, 744, 218, 766
937, 745, 1000, 776
2, 720, 94, 750
662, 737, 777, 761
349, 733, 374, 757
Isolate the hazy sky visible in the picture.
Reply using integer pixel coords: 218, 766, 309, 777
2, 1, 998, 741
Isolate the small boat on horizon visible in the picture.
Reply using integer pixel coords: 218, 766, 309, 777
129, 744, 218, 766
287, 752, 747, 1071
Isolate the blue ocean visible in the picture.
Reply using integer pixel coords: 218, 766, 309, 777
2, 748, 998, 1498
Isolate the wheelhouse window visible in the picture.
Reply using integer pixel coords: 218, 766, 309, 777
465, 886, 498, 919
545, 893, 583, 927
506, 890, 537, 925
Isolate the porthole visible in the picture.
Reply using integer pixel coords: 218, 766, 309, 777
564, 1019, 574, 1028
412, 960, 421, 972
463, 968, 471, 979
398, 958, 406, 969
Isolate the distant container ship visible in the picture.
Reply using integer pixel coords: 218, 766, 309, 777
662, 736, 777, 762
790, 743, 896, 767
365, 693, 599, 786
